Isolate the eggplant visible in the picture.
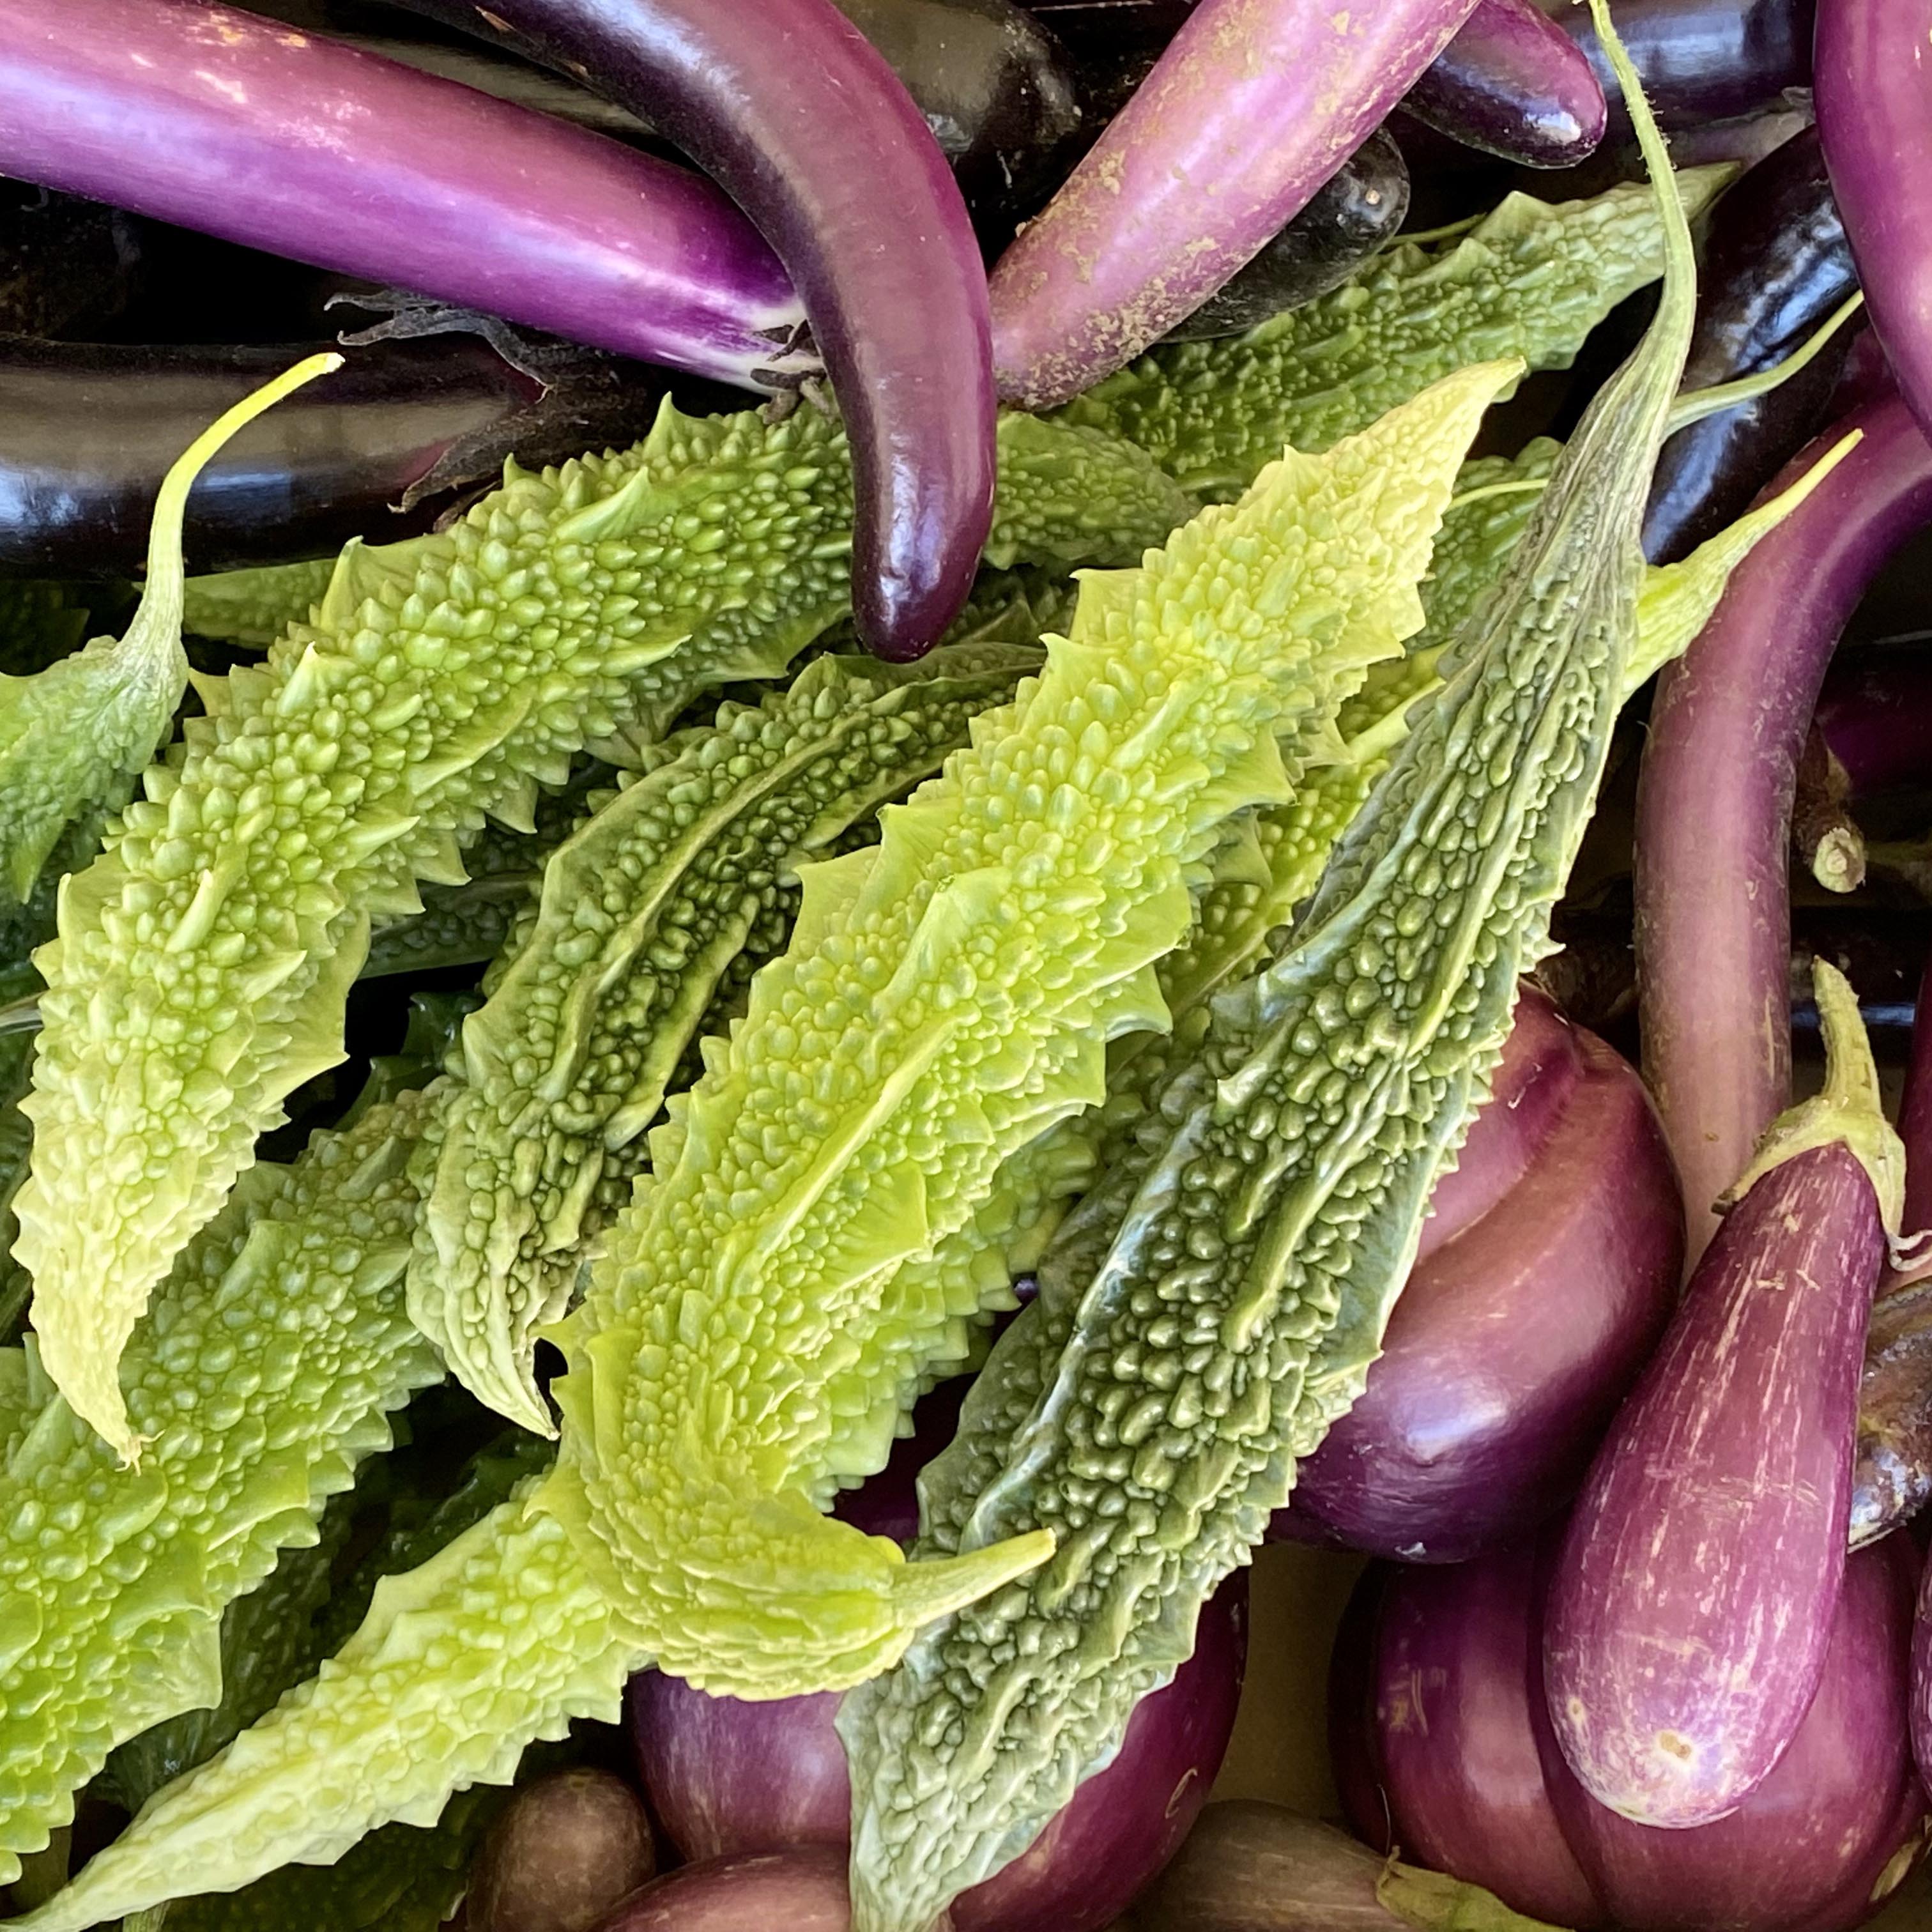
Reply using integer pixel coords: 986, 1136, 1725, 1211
1130, 1803, 1558, 1932
1542, 964, 1899, 1827
1337, 1533, 1929, 1932
1163, 132, 1411, 341
1817, 0, 1932, 461
1816, 645, 1932, 802
1643, 128, 1860, 567
628, 1393, 1246, 1932
0, 0, 815, 395
465, 1770, 657, 1932
585, 1848, 850, 1932
1538, 0, 1814, 135
1403, 0, 1607, 167
1273, 986, 1682, 1565
1636, 394, 1932, 1259
985, 0, 1482, 408
394, 0, 995, 662
0, 336, 680, 579
1853, 945, 1932, 1549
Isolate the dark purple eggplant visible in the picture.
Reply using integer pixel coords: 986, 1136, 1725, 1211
0, 335, 682, 579
1816, 645, 1932, 803
986, 0, 1482, 407
0, 0, 816, 395
1338, 1533, 1929, 1932
1278, 987, 1682, 1565
1643, 128, 1860, 567
1543, 963, 1898, 1827
1636, 395, 1932, 1259
1538, 0, 1813, 135
394, 0, 995, 662
1817, 0, 1932, 461
1163, 132, 1411, 341
1404, 0, 1607, 167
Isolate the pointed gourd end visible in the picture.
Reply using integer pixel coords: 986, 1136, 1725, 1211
891, 1528, 1055, 1633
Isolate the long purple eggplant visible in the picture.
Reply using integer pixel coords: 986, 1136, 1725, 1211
985, 0, 1482, 408
1817, 0, 1932, 459
1542, 963, 1901, 1827
394, 0, 995, 663
1540, 0, 1813, 134
1816, 647, 1932, 802
1338, 1533, 1928, 1932
0, 335, 679, 577
1282, 990, 1683, 1565
0, 0, 813, 397
1636, 395, 1932, 1259
1643, 128, 1860, 567
1404, 0, 1607, 167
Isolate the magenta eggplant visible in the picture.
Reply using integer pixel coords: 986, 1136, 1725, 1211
1403, 0, 1607, 167
1281, 990, 1682, 1565
394, 0, 995, 663
985, 0, 1481, 409
1817, 0, 1932, 459
1337, 1535, 1929, 1932
1541, 1131, 1885, 1827
1636, 396, 1932, 1259
1815, 646, 1932, 802
586, 1848, 852, 1932
629, 1572, 1246, 1932
0, 0, 811, 396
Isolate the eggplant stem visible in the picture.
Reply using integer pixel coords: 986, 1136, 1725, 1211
1718, 958, 1908, 1235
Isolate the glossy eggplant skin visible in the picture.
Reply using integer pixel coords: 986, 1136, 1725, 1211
0, 335, 677, 578
1165, 131, 1411, 340
833, 0, 1085, 241
1643, 128, 1859, 565
1404, 0, 1607, 167
1537, 0, 1813, 134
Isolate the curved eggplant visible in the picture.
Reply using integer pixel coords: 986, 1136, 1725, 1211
1280, 988, 1682, 1565
0, 336, 678, 578
1636, 395, 1932, 1259
395, 0, 996, 661
1544, 968, 1893, 1827
1338, 1533, 1928, 1932
1643, 128, 1860, 567
1404, 0, 1607, 167
1164, 132, 1411, 341
1538, 0, 1813, 135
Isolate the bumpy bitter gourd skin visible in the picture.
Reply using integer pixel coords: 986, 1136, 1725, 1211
411, 645, 1035, 1432
0, 1087, 443, 1889
841, 39, 1708, 1928
536, 362, 1520, 1700
1055, 172, 1729, 499
15, 401, 1193, 1459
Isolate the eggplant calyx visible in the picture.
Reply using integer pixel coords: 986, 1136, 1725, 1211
1717, 958, 1909, 1241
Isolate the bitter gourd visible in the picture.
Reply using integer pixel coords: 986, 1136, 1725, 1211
16, 401, 1192, 1460
182, 560, 339, 652
837, 33, 1784, 1929
1055, 170, 1729, 499
14, 364, 1526, 1932
540, 360, 1520, 1699
410, 644, 1036, 1433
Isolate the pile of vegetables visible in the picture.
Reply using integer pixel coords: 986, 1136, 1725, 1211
0, 0, 1931, 1928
